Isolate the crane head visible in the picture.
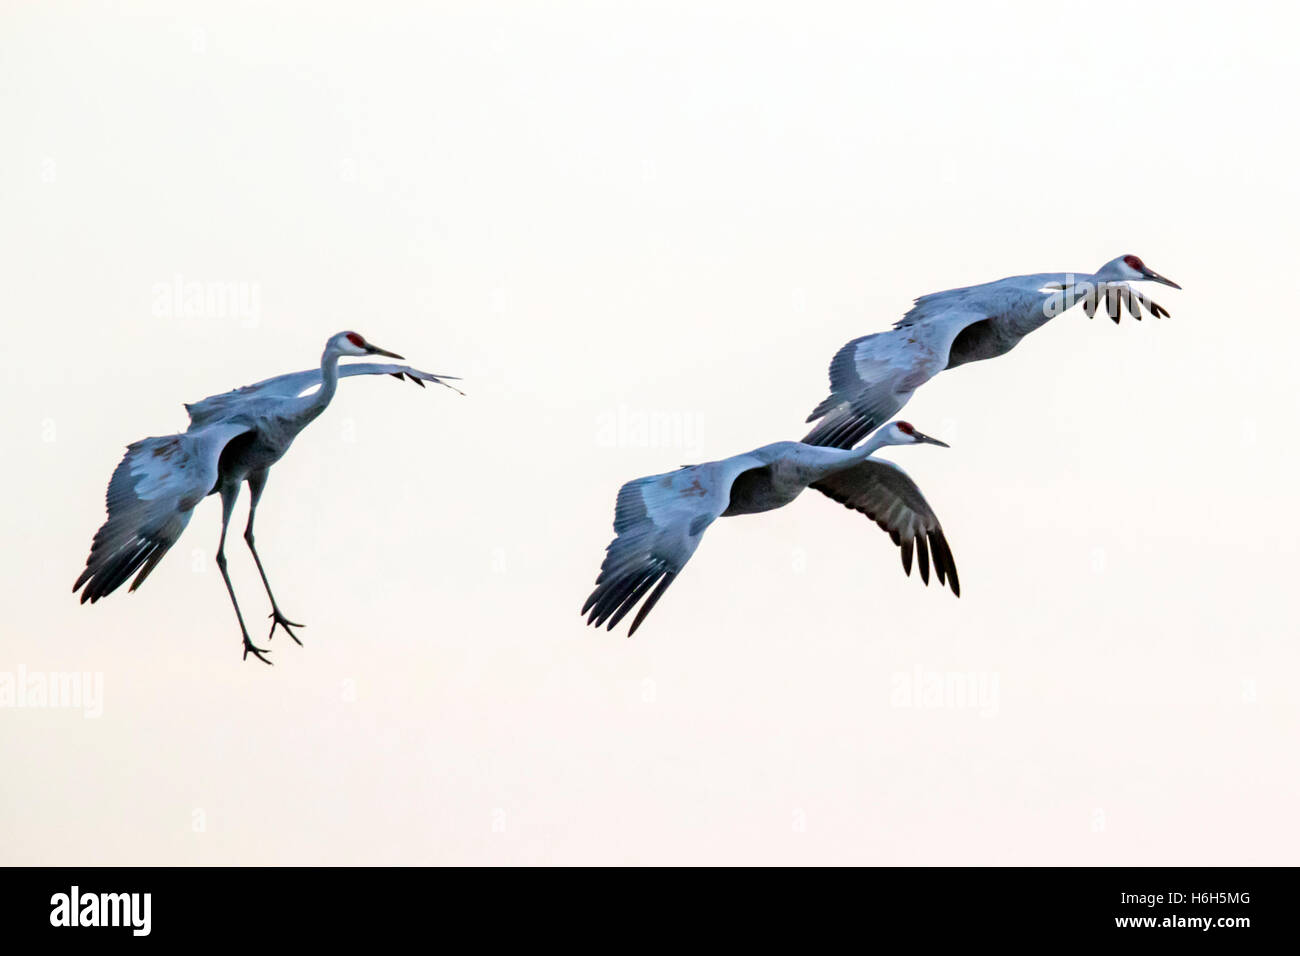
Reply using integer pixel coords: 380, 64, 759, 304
1096, 254, 1181, 289
330, 331, 405, 360
884, 421, 949, 448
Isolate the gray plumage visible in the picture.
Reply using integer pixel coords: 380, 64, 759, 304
583, 421, 955, 637
74, 331, 460, 664
804, 254, 1179, 449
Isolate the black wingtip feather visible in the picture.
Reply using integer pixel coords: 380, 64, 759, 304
627, 572, 676, 637
929, 528, 960, 597
581, 553, 678, 637
606, 571, 663, 630
588, 568, 649, 628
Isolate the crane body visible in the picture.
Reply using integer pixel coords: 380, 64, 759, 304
74, 331, 461, 664
804, 255, 1180, 449
583, 422, 957, 637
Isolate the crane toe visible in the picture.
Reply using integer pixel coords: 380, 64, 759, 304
267, 610, 305, 646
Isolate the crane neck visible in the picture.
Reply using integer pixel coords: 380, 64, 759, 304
296, 345, 343, 424
807, 430, 897, 476
851, 431, 894, 461
800, 430, 901, 484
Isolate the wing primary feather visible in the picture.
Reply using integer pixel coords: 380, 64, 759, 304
607, 566, 665, 630
627, 572, 677, 637
933, 530, 960, 597
593, 567, 655, 628
929, 531, 947, 587
586, 547, 663, 627
1106, 287, 1121, 324
1124, 288, 1142, 321
84, 538, 152, 603
129, 543, 169, 592
915, 533, 931, 585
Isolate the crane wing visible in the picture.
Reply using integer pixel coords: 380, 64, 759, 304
582, 454, 766, 636
811, 458, 959, 596
73, 421, 252, 603
892, 285, 984, 329
1076, 282, 1172, 324
803, 308, 985, 450
809, 273, 1173, 449
184, 363, 462, 428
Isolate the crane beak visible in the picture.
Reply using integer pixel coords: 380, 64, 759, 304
365, 343, 405, 360
912, 430, 949, 448
1142, 268, 1181, 290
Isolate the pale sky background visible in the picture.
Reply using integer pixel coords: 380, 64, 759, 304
1, 1, 1297, 865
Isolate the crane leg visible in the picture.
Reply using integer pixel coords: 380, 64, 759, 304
243, 470, 304, 646
216, 482, 272, 665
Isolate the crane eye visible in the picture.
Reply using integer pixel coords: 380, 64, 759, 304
1123, 254, 1145, 271
345, 332, 366, 348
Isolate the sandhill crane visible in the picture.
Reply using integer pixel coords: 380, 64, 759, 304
582, 422, 956, 636
73, 331, 461, 664
804, 254, 1180, 449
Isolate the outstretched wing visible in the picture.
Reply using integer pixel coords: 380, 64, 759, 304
807, 274, 1174, 451
583, 454, 766, 636
804, 307, 984, 450
185, 363, 462, 428
73, 422, 251, 603
1074, 282, 1172, 324
811, 458, 959, 596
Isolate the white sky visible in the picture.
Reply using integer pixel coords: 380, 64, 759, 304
1, 0, 1296, 864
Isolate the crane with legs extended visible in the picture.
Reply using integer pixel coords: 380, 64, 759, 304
73, 331, 461, 664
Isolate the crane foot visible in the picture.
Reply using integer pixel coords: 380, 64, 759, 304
267, 609, 304, 646
242, 634, 273, 665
